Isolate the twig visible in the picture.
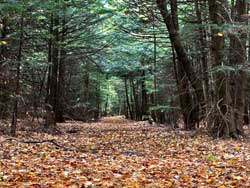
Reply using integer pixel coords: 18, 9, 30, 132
216, 98, 231, 137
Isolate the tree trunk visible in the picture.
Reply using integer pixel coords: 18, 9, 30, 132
141, 62, 148, 118
156, 0, 205, 115
124, 77, 133, 119
131, 79, 140, 120
104, 93, 109, 116
83, 64, 90, 104
172, 47, 198, 129
0, 17, 8, 118
56, 12, 67, 123
208, 0, 231, 137
95, 83, 101, 117
152, 13, 158, 121
129, 78, 136, 119
11, 14, 24, 136
228, 0, 246, 136
0, 18, 7, 62
46, 13, 60, 130
48, 13, 60, 124
195, 0, 209, 113
45, 14, 53, 105
158, 0, 200, 129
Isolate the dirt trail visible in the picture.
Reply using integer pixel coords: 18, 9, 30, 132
0, 116, 250, 187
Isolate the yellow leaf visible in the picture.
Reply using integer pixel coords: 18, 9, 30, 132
29, 172, 36, 177
84, 181, 93, 188
165, 181, 173, 187
217, 32, 223, 37
131, 182, 140, 188
0, 41, 7, 45
93, 178, 101, 182
126, 178, 140, 188
207, 178, 213, 183
231, 175, 243, 180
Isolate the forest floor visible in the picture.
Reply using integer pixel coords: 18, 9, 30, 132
0, 116, 250, 187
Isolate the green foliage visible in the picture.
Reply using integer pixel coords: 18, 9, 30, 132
0, 0, 179, 121
149, 105, 179, 113
207, 154, 216, 161
211, 65, 236, 74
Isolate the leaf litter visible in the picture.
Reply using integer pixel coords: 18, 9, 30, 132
0, 116, 250, 187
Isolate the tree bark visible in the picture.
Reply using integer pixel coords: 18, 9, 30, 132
157, 0, 200, 129
208, 0, 231, 137
130, 79, 140, 120
156, 0, 205, 114
56, 12, 67, 123
195, 0, 209, 113
124, 77, 133, 119
11, 14, 24, 136
0, 17, 8, 118
228, 0, 246, 136
172, 46, 198, 129
83, 64, 90, 104
141, 61, 148, 118
48, 13, 59, 113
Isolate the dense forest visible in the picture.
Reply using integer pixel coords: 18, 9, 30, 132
2, 0, 250, 187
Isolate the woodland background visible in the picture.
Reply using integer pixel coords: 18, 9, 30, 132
2, 1, 250, 187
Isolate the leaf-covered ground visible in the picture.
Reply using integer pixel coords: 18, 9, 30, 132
0, 116, 250, 187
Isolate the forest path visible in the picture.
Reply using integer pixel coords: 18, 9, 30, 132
0, 116, 250, 187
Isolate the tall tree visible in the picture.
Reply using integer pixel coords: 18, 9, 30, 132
156, 0, 204, 129
11, 13, 24, 136
228, 0, 246, 136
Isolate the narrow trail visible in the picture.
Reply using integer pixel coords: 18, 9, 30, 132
0, 116, 250, 187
